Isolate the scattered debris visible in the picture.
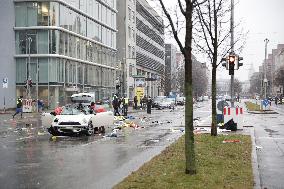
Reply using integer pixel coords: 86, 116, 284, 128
37, 131, 47, 136
222, 139, 241, 143
256, 145, 263, 150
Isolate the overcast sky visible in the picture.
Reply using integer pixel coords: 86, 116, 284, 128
149, 0, 284, 81
233, 0, 284, 81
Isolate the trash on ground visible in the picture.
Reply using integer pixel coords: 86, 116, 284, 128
38, 131, 47, 136
220, 119, 237, 131
256, 145, 263, 150
222, 139, 241, 143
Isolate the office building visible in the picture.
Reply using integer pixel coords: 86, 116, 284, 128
0, 0, 118, 109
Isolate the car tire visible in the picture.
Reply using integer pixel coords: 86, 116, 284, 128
86, 122, 94, 136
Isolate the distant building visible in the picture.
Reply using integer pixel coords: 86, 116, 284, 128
165, 44, 177, 95
116, 0, 165, 98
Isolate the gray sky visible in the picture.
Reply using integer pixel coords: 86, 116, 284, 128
149, 0, 284, 81
233, 0, 284, 81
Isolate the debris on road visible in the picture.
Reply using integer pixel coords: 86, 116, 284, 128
222, 139, 241, 143
256, 145, 263, 150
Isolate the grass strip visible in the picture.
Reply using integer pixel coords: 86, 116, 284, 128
245, 101, 261, 111
114, 134, 253, 189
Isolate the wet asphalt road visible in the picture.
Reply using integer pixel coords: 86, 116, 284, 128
0, 102, 212, 189
244, 101, 284, 189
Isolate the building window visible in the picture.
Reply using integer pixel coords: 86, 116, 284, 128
132, 10, 135, 23
128, 7, 131, 21
132, 28, 135, 41
128, 26, 131, 39
128, 45, 131, 58
38, 30, 48, 54
37, 2, 50, 26
132, 46, 135, 58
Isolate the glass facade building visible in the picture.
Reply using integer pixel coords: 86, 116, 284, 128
14, 0, 117, 109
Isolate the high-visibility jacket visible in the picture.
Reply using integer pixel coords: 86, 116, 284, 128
16, 98, 23, 108
124, 98, 129, 105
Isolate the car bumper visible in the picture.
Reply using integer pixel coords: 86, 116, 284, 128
48, 125, 88, 136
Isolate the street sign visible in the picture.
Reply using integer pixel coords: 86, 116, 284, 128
2, 77, 8, 88
263, 99, 269, 107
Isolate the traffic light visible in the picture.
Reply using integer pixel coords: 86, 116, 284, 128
236, 56, 243, 70
228, 55, 235, 75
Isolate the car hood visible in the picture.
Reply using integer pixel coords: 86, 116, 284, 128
54, 114, 93, 124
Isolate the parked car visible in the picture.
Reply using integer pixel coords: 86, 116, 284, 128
197, 96, 203, 102
176, 96, 185, 105
203, 96, 209, 101
152, 96, 167, 108
158, 98, 175, 109
42, 104, 114, 136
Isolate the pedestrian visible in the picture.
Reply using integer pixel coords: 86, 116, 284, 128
134, 96, 138, 110
275, 96, 278, 106
147, 96, 152, 114
112, 95, 120, 116
123, 96, 129, 116
142, 95, 147, 110
12, 96, 23, 119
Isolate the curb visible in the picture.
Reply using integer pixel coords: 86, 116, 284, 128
248, 111, 278, 114
250, 127, 261, 189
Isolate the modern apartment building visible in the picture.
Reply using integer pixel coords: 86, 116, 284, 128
117, 0, 165, 99
0, 0, 118, 110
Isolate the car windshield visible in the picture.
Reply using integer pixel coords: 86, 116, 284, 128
61, 104, 90, 115
164, 98, 174, 102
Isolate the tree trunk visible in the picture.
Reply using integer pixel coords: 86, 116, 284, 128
184, 1, 196, 174
211, 64, 217, 136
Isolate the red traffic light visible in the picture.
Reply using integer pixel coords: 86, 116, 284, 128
229, 55, 235, 64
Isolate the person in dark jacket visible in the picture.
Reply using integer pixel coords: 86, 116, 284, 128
112, 95, 120, 116
134, 96, 138, 110
13, 96, 23, 119
147, 96, 152, 114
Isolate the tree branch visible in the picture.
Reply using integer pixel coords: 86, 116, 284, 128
158, 0, 184, 54
178, 0, 186, 16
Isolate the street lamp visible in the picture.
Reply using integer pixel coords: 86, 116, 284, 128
26, 36, 32, 99
264, 38, 269, 99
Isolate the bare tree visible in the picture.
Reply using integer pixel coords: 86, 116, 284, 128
158, 0, 204, 175
234, 78, 242, 95
274, 67, 284, 94
176, 60, 208, 97
194, 0, 245, 136
249, 72, 261, 96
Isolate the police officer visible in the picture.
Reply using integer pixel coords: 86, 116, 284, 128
13, 96, 23, 119
123, 96, 129, 116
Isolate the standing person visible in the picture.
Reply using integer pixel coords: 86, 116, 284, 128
134, 96, 138, 110
13, 96, 23, 119
142, 95, 147, 110
147, 96, 152, 114
275, 96, 278, 106
112, 95, 120, 116
123, 96, 129, 116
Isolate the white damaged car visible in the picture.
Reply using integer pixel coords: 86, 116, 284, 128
42, 104, 114, 136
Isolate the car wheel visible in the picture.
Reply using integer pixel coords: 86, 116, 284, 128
86, 122, 94, 136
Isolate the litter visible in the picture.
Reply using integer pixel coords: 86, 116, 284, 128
222, 139, 241, 143
256, 145, 263, 150
220, 119, 237, 131
37, 131, 46, 136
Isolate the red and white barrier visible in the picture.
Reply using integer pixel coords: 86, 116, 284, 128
23, 99, 33, 113
223, 106, 244, 130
